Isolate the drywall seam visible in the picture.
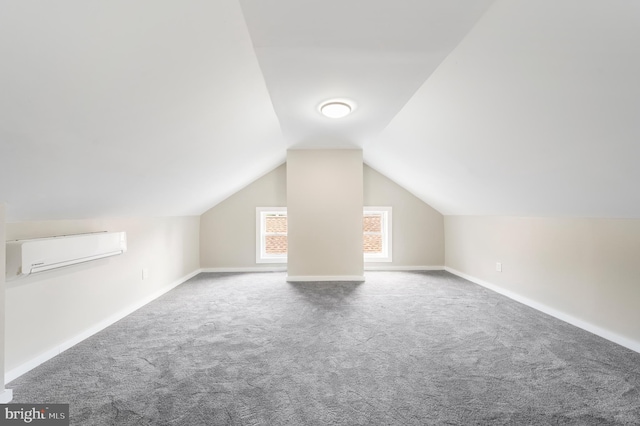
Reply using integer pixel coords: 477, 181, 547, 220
5, 269, 202, 384
444, 267, 640, 354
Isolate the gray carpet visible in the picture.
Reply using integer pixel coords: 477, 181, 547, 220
7, 271, 640, 425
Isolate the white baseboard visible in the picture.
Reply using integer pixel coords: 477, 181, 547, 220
0, 389, 12, 403
286, 275, 366, 282
201, 266, 446, 274
444, 267, 640, 354
5, 269, 202, 385
202, 266, 445, 274
201, 266, 287, 273
365, 265, 444, 271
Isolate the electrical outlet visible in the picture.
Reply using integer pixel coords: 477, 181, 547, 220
496, 262, 502, 272
142, 268, 149, 280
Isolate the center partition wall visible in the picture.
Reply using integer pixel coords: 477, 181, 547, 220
286, 150, 364, 281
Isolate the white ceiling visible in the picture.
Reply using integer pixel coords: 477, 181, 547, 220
365, 0, 640, 217
239, 0, 494, 148
0, 0, 284, 221
2, 0, 640, 221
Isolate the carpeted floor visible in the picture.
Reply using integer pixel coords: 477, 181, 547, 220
7, 271, 640, 425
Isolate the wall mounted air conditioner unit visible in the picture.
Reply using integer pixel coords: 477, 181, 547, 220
6, 231, 127, 279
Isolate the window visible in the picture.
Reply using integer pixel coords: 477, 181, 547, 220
256, 207, 287, 263
256, 206, 392, 263
363, 207, 392, 262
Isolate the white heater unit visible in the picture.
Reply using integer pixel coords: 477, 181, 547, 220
6, 231, 127, 278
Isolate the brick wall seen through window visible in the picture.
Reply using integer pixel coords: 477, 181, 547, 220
363, 207, 392, 262
265, 215, 287, 254
257, 207, 391, 262
256, 208, 287, 263
363, 214, 383, 253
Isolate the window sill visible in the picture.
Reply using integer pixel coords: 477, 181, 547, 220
256, 258, 288, 264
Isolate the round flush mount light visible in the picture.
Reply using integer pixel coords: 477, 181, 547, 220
319, 100, 353, 118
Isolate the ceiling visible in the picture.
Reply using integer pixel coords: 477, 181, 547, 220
1, 0, 639, 221
240, 0, 494, 148
365, 0, 640, 217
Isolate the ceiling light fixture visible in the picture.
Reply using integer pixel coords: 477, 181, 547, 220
320, 101, 352, 119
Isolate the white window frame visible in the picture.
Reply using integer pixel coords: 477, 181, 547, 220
256, 207, 287, 264
363, 206, 392, 263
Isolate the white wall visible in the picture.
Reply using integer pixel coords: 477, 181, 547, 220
200, 162, 445, 270
445, 216, 640, 351
4, 216, 200, 378
287, 150, 364, 281
364, 165, 444, 268
0, 205, 8, 400
200, 164, 287, 269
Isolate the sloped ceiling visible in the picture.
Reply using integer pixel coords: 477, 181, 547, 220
239, 0, 495, 148
366, 0, 640, 217
2, 0, 639, 221
0, 0, 284, 221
